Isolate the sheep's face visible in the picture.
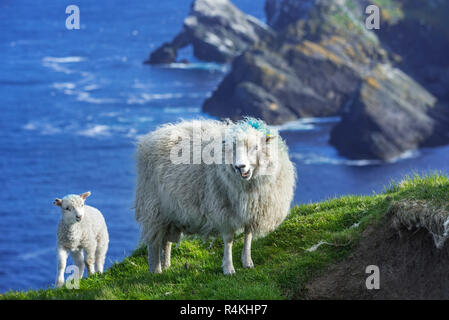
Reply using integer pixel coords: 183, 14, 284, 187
226, 128, 278, 181
54, 192, 91, 224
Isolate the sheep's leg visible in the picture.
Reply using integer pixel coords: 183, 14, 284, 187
56, 246, 68, 288
71, 249, 85, 279
222, 233, 235, 275
85, 247, 96, 276
148, 243, 162, 273
161, 224, 180, 269
161, 240, 172, 270
95, 242, 107, 274
241, 228, 254, 268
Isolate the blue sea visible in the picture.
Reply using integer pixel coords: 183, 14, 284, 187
1, 0, 448, 293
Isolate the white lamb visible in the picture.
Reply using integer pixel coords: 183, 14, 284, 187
54, 192, 109, 287
135, 118, 296, 275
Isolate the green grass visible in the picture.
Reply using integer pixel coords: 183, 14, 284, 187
2, 172, 448, 300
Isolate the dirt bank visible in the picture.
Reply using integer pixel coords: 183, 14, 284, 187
305, 201, 449, 299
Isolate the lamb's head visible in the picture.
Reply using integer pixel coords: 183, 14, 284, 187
225, 118, 279, 181
54, 192, 91, 224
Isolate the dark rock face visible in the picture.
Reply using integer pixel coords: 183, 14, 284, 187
146, 0, 273, 64
374, 0, 449, 102
330, 64, 439, 160
204, 0, 388, 124
328, 0, 449, 160
265, 0, 317, 30
203, 40, 363, 124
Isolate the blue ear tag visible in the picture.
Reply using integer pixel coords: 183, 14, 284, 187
247, 118, 271, 136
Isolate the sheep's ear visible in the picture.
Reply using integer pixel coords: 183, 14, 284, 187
80, 191, 91, 200
265, 134, 276, 143
54, 198, 62, 207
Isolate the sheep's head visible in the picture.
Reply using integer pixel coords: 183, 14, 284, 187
54, 192, 91, 224
225, 118, 279, 181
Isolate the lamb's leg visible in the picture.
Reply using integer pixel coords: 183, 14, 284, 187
95, 242, 107, 274
161, 240, 172, 270
148, 243, 162, 273
222, 233, 235, 275
241, 228, 254, 268
56, 246, 68, 288
85, 246, 96, 276
71, 249, 85, 279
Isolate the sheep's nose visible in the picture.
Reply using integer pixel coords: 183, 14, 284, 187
235, 164, 246, 170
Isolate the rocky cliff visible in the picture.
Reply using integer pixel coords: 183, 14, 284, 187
146, 0, 449, 160
145, 0, 274, 64
203, 0, 449, 160
204, 0, 388, 123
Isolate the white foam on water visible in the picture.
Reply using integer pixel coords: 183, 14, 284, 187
292, 153, 383, 166
386, 150, 420, 163
84, 84, 99, 91
23, 122, 37, 131
52, 82, 76, 90
22, 122, 62, 135
126, 128, 138, 138
100, 112, 120, 118
137, 116, 154, 122
62, 89, 117, 104
271, 121, 315, 131
163, 107, 200, 113
42, 56, 85, 63
126, 92, 203, 105
42, 61, 74, 74
292, 149, 420, 167
42, 57, 88, 76
165, 62, 228, 72
77, 125, 111, 137
271, 117, 341, 132
300, 117, 341, 124
18, 247, 54, 261
75, 91, 117, 104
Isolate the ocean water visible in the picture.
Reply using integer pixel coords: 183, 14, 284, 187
0, 0, 448, 293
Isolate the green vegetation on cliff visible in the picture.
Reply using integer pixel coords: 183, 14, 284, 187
2, 173, 447, 300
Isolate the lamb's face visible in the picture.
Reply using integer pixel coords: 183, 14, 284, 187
54, 192, 91, 224
229, 129, 278, 181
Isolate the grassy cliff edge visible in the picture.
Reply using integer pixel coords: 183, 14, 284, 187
2, 172, 447, 300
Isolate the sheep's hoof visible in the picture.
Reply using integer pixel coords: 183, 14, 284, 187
149, 266, 162, 274
223, 266, 236, 275
242, 259, 254, 269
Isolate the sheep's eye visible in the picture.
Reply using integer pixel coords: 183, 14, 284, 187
65, 207, 70, 211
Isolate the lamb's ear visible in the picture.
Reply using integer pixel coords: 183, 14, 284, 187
80, 191, 91, 200
54, 198, 62, 207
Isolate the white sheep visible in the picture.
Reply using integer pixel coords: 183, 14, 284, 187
135, 118, 296, 275
54, 192, 109, 287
